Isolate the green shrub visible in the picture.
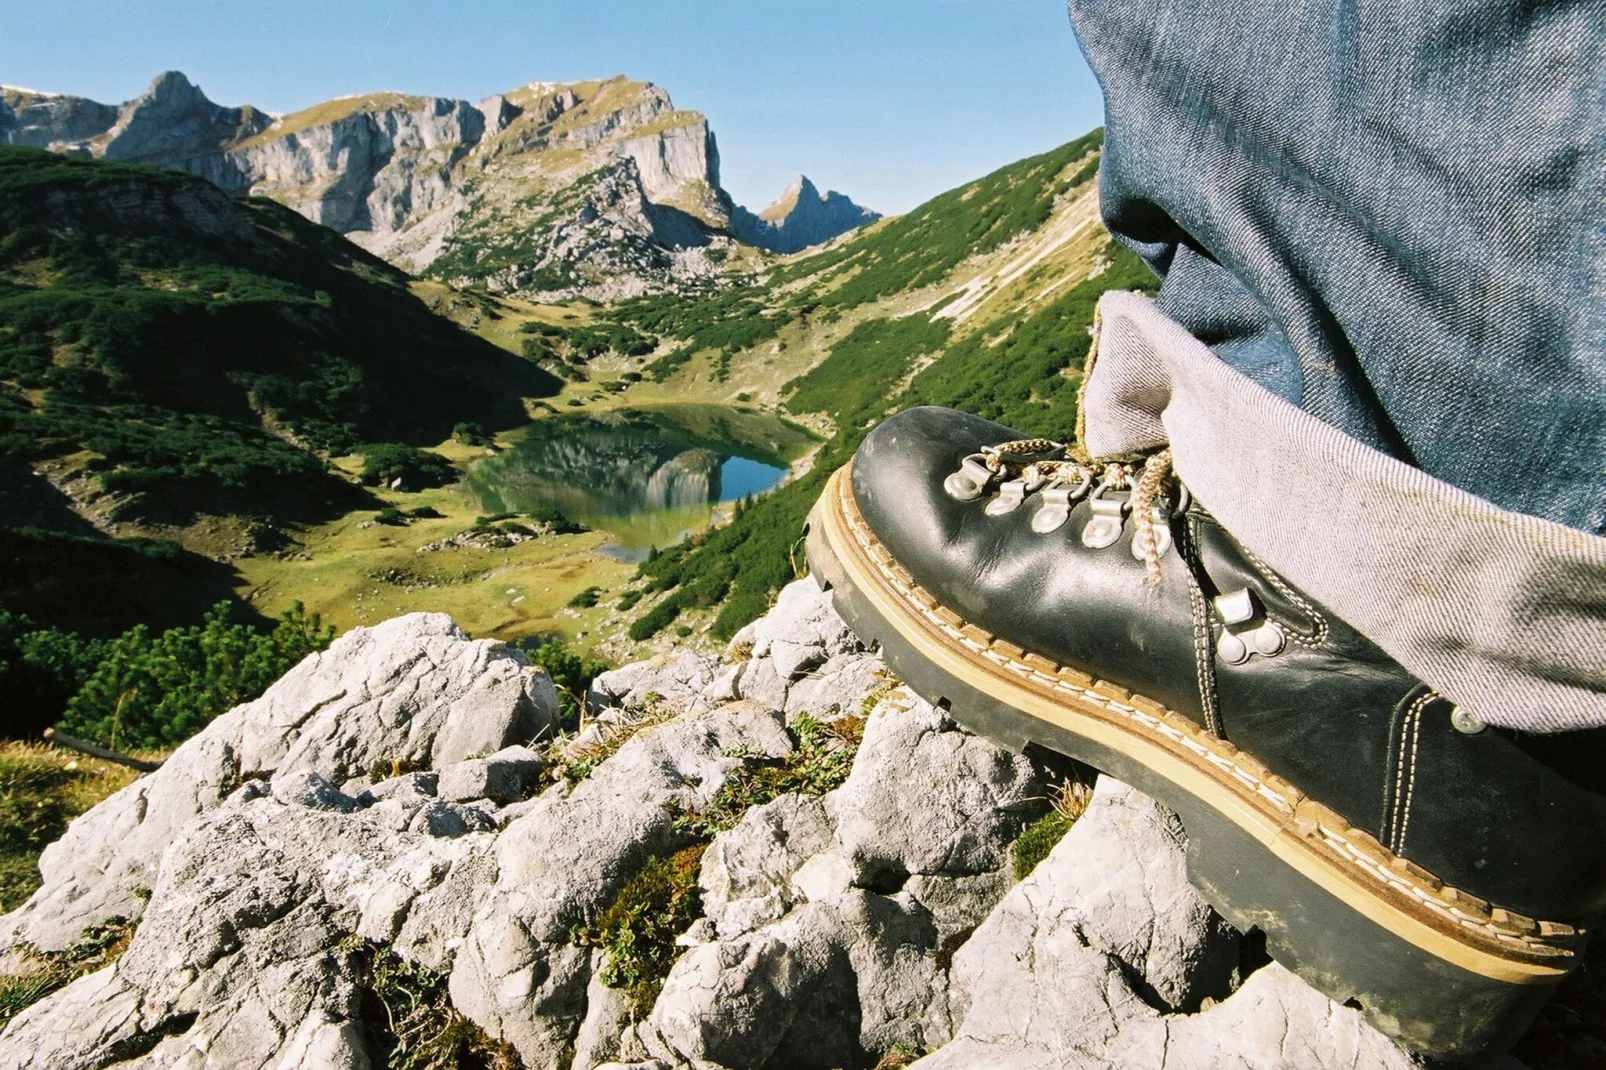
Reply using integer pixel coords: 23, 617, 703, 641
359, 443, 455, 489
567, 586, 602, 609
375, 506, 407, 526
451, 421, 490, 446
341, 937, 519, 1070
523, 637, 608, 732
616, 589, 643, 611
573, 845, 706, 1010
50, 601, 334, 750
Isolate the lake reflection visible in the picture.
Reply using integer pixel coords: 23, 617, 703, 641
466, 407, 808, 560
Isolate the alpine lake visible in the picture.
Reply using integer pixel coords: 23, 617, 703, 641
464, 404, 818, 561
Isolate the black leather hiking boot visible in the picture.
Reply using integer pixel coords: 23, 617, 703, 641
805, 405, 1606, 1061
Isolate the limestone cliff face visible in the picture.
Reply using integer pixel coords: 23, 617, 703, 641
0, 87, 119, 150
733, 175, 881, 254
6, 72, 879, 296
4, 73, 734, 298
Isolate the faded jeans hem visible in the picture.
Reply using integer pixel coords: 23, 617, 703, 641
1083, 291, 1606, 734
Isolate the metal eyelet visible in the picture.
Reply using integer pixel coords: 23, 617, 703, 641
1080, 483, 1130, 549
1212, 588, 1286, 663
1128, 484, 1189, 560
1030, 470, 1092, 533
1450, 705, 1487, 735
985, 480, 1028, 516
944, 454, 995, 502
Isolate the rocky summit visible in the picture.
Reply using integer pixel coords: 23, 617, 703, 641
0, 577, 1438, 1069
1, 73, 880, 300
733, 176, 881, 255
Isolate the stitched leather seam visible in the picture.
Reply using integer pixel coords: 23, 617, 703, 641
1386, 699, 1407, 851
1195, 515, 1329, 647
832, 474, 1573, 959
1181, 514, 1222, 737
1236, 542, 1331, 647
1387, 692, 1432, 853
1397, 693, 1431, 853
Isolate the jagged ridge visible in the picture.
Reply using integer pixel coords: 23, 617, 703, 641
2, 73, 882, 299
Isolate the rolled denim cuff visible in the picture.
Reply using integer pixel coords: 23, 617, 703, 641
1084, 291, 1606, 734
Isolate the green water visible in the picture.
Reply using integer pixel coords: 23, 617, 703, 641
465, 405, 816, 560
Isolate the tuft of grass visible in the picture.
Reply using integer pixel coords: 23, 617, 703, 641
669, 713, 864, 840
859, 670, 903, 718
873, 1044, 926, 1069
0, 742, 142, 912
341, 936, 521, 1070
545, 696, 674, 784
572, 844, 706, 1012
0, 916, 137, 1030
1012, 777, 1095, 881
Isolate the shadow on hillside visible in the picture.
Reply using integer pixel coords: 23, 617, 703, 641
0, 525, 258, 638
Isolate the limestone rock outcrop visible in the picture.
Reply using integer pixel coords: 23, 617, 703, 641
4, 73, 880, 301
732, 175, 881, 254
0, 579, 1435, 1069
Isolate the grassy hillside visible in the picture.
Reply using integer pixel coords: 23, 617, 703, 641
622, 131, 1157, 642
0, 146, 560, 529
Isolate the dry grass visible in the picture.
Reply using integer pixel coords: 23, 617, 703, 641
0, 741, 148, 913
547, 696, 678, 784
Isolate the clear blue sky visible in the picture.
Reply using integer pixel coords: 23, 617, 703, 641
1, 0, 1105, 215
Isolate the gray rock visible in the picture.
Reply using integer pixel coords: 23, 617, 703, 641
644, 903, 859, 1069
0, 613, 555, 956
406, 799, 498, 838
357, 770, 438, 805
700, 794, 837, 939
587, 650, 722, 714
748, 577, 860, 678
573, 956, 636, 1070
272, 769, 359, 812
0, 587, 1437, 1069
834, 695, 1044, 887
437, 745, 545, 804
447, 704, 796, 1068
919, 779, 1412, 1070
0, 795, 486, 1070
784, 650, 887, 720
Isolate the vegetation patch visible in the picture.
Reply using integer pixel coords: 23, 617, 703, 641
771, 130, 1105, 310
669, 713, 865, 839
0, 147, 555, 527
340, 936, 522, 1070
545, 695, 674, 784
359, 443, 456, 490
572, 844, 706, 1012
0, 916, 137, 1031
1012, 777, 1095, 881
0, 741, 141, 911
3, 600, 332, 751
901, 241, 1154, 437
521, 637, 609, 733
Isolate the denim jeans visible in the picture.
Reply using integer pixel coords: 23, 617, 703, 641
1066, 0, 1606, 536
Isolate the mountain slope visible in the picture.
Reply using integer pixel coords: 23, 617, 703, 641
3, 74, 884, 299
602, 130, 1156, 640
0, 146, 559, 533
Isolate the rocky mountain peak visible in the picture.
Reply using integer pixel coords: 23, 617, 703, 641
733, 174, 881, 255
12, 70, 879, 295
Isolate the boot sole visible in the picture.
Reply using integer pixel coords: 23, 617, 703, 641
806, 465, 1579, 1060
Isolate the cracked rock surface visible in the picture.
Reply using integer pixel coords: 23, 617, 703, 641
0, 579, 1440, 1068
